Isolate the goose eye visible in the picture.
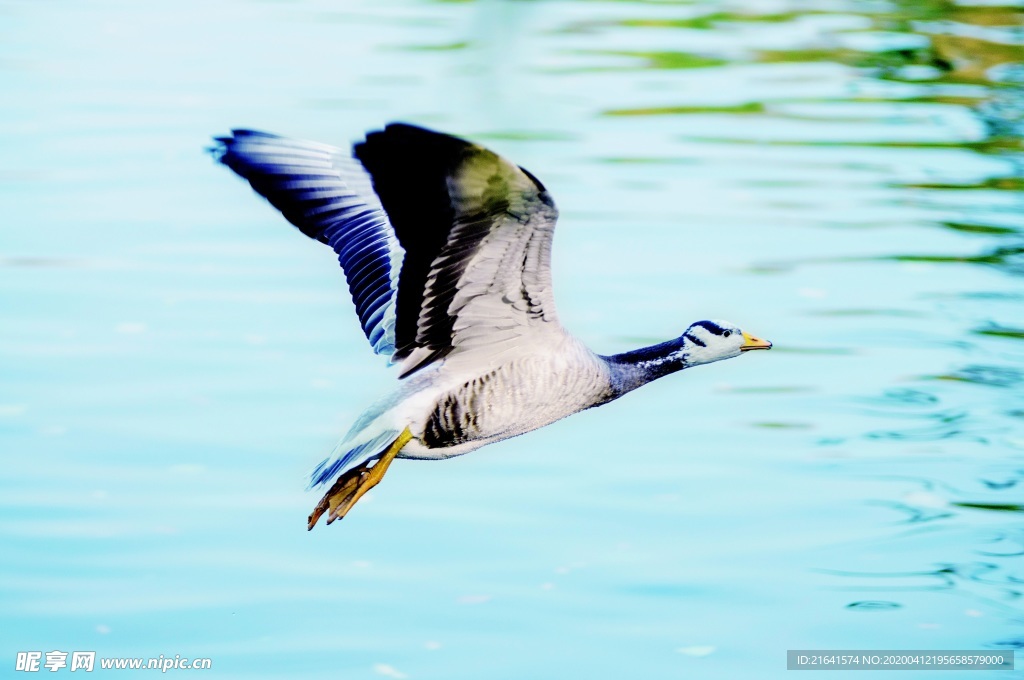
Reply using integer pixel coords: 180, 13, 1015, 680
723, 330, 732, 338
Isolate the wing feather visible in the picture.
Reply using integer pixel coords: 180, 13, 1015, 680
353, 124, 563, 377
213, 124, 563, 377
213, 130, 401, 356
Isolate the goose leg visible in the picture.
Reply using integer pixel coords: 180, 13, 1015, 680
307, 428, 413, 530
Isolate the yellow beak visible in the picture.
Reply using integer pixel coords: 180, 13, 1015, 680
740, 331, 772, 351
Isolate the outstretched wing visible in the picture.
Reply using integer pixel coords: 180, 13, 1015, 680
355, 124, 563, 376
213, 130, 401, 355
213, 123, 563, 377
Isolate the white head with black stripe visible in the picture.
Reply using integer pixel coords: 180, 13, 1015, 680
682, 319, 772, 366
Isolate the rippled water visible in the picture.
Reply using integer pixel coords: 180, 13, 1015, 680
2, 0, 1023, 677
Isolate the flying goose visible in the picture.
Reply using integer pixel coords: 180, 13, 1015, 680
212, 124, 771, 530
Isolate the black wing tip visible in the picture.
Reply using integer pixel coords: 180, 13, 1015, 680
212, 124, 464, 166
358, 122, 473, 156
373, 124, 551, 192
207, 136, 230, 162
221, 128, 279, 140
382, 122, 469, 144
517, 164, 549, 194
383, 122, 431, 134
207, 129, 281, 163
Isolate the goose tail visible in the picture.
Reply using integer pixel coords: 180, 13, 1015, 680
308, 428, 402, 490
307, 429, 413, 530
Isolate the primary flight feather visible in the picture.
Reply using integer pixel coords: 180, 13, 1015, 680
212, 123, 771, 529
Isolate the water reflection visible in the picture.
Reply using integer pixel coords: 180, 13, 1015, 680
847, 600, 903, 611
932, 364, 1024, 388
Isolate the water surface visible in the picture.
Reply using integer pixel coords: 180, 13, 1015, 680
2, 0, 1023, 677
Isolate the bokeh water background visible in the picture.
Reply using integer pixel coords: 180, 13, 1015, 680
2, 0, 1023, 677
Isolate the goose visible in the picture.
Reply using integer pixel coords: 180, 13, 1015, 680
212, 123, 771, 530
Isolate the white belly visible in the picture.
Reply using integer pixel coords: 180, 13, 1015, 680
398, 339, 611, 459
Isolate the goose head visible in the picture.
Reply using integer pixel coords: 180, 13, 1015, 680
682, 319, 772, 366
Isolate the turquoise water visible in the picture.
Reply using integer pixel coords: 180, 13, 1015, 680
2, 0, 1023, 677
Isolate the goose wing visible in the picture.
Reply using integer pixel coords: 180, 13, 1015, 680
214, 130, 401, 356
355, 123, 563, 376
214, 123, 562, 377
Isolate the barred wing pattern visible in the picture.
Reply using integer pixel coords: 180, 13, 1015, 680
354, 124, 562, 376
215, 124, 563, 377
214, 130, 401, 355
